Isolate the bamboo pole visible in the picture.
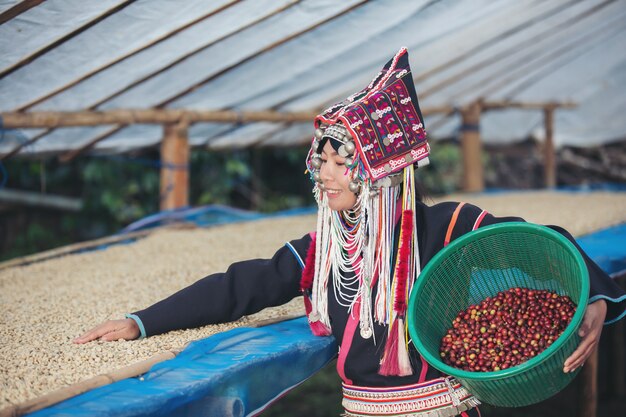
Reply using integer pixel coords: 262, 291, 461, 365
0, 102, 571, 130
0, 109, 320, 128
160, 121, 190, 211
0, 188, 82, 211
543, 106, 557, 188
460, 101, 484, 192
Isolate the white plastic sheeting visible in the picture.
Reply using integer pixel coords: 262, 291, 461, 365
0, 0, 625, 157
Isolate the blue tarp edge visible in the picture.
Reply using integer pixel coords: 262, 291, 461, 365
27, 317, 337, 417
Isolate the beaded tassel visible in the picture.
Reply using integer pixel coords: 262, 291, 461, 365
301, 234, 331, 336
379, 167, 416, 376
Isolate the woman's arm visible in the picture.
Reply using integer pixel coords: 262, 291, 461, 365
74, 233, 312, 342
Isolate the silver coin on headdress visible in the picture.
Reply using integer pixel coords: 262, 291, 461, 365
311, 157, 322, 169
348, 181, 361, 193
344, 141, 356, 155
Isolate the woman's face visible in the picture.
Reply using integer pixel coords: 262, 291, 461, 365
319, 140, 358, 211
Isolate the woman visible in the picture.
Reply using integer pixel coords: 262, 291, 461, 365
75, 48, 625, 417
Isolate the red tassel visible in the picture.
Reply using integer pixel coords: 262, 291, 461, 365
303, 295, 331, 336
300, 234, 317, 291
300, 234, 331, 336
380, 209, 415, 377
379, 319, 401, 376
379, 318, 413, 376
393, 210, 413, 314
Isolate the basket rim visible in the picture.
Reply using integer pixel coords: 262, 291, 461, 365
408, 222, 590, 381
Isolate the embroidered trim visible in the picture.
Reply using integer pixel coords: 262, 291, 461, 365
342, 377, 480, 417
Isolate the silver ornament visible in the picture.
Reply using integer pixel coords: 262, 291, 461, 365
338, 145, 349, 158
311, 157, 322, 169
313, 171, 321, 182
348, 181, 361, 193
314, 128, 323, 139
344, 141, 355, 154
345, 157, 354, 166
360, 326, 373, 339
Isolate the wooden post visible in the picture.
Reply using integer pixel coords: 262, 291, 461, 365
577, 347, 598, 417
543, 106, 557, 188
460, 101, 484, 192
160, 121, 189, 211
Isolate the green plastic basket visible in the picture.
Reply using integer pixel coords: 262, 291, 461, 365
407, 222, 589, 407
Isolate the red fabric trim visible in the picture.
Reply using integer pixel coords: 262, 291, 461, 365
472, 210, 488, 230
444, 202, 466, 247
300, 234, 317, 291
418, 354, 429, 383
337, 298, 360, 384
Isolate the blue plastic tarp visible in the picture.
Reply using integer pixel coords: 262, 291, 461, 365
27, 318, 337, 417
577, 223, 626, 277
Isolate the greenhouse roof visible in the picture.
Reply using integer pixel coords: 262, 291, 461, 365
1, 0, 625, 158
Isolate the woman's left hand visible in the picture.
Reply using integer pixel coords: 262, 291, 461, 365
563, 299, 607, 373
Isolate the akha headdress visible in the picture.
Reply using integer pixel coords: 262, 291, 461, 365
301, 47, 430, 377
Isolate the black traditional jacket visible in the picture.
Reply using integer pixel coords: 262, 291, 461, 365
133, 201, 626, 387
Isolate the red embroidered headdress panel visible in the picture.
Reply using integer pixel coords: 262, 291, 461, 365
315, 47, 429, 181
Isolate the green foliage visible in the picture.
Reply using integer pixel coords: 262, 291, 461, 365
418, 141, 463, 196
1, 147, 314, 261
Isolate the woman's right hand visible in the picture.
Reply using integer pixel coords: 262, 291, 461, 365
73, 318, 140, 344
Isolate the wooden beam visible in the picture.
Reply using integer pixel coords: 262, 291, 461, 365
0, 0, 44, 25
15, 0, 247, 111
0, 109, 321, 128
460, 101, 484, 192
482, 100, 576, 111
160, 121, 189, 211
0, 188, 82, 211
0, 1, 135, 79
543, 106, 557, 188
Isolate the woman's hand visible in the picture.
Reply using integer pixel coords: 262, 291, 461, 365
563, 299, 607, 373
73, 318, 140, 344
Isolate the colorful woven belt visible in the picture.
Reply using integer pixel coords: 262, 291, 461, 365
342, 377, 480, 417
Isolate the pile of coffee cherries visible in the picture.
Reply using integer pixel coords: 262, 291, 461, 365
439, 287, 576, 372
